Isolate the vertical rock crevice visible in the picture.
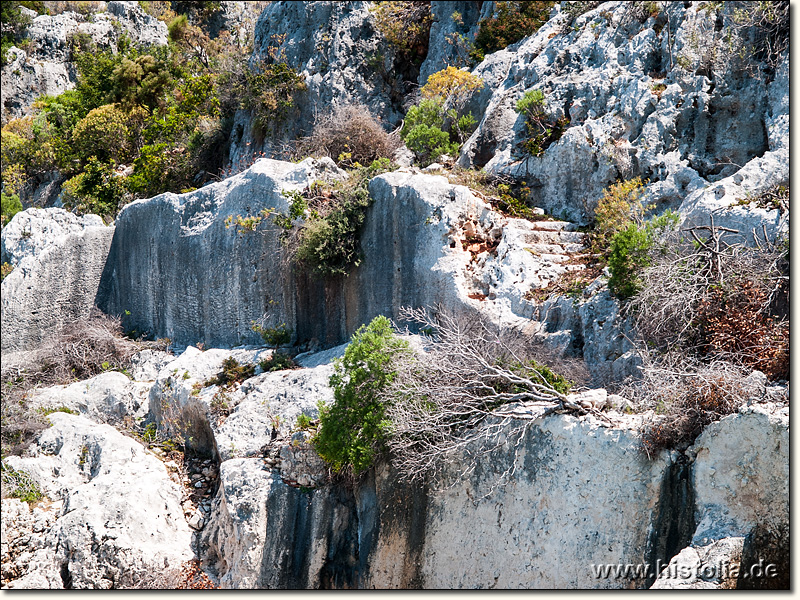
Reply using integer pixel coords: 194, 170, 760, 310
645, 453, 695, 587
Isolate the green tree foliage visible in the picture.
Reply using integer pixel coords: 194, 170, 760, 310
472, 1, 555, 61
1, 18, 305, 219
400, 67, 484, 166
71, 103, 147, 165
313, 316, 410, 475
607, 211, 679, 300
1, 192, 22, 227
371, 1, 432, 63
61, 157, 128, 217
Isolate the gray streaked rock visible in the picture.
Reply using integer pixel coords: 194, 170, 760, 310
689, 404, 789, 547
228, 1, 405, 167
1, 208, 115, 352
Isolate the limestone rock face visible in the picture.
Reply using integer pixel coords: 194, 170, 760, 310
457, 2, 788, 232
98, 160, 599, 360
1, 208, 114, 353
98, 157, 346, 349
418, 1, 489, 85
651, 538, 744, 590
2, 413, 192, 589
689, 405, 789, 546
1, 1, 167, 123
228, 0, 405, 167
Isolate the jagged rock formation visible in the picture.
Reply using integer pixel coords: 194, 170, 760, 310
1, 1, 168, 124
457, 1, 788, 236
228, 1, 407, 167
0, 0, 789, 591
2, 413, 192, 589
1, 208, 114, 353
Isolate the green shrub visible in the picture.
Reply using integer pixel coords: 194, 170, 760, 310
294, 413, 315, 431
590, 177, 648, 257
400, 71, 483, 166
403, 123, 459, 167
472, 1, 556, 61
259, 352, 296, 372
401, 98, 445, 136
313, 316, 410, 475
514, 89, 569, 157
371, 1, 432, 62
1, 2, 33, 66
292, 159, 396, 276
205, 357, 255, 388
1, 461, 44, 503
61, 157, 128, 218
71, 103, 147, 165
607, 211, 678, 300
252, 322, 292, 348
513, 359, 573, 395
241, 61, 307, 137
1, 192, 22, 227
38, 406, 79, 416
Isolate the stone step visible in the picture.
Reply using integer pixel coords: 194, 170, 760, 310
529, 220, 578, 232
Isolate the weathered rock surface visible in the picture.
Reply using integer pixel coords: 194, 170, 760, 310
458, 1, 788, 234
418, 1, 489, 85
228, 0, 406, 167
651, 537, 744, 589
1, 208, 115, 352
28, 371, 151, 424
2, 413, 192, 589
689, 404, 789, 546
98, 158, 596, 357
1, 1, 167, 124
98, 157, 345, 349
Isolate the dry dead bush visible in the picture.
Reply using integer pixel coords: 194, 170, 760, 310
124, 559, 217, 589
629, 224, 788, 380
625, 359, 762, 457
1, 310, 168, 457
383, 307, 590, 486
294, 104, 401, 167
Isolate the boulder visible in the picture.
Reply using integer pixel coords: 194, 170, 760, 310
689, 404, 789, 546
28, 371, 150, 424
1, 208, 115, 352
3, 413, 192, 589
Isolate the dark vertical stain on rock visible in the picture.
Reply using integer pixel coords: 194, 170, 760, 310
645, 453, 695, 588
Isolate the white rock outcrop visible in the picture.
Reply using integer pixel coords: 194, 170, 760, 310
2, 413, 192, 589
457, 1, 788, 234
1, 208, 115, 353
